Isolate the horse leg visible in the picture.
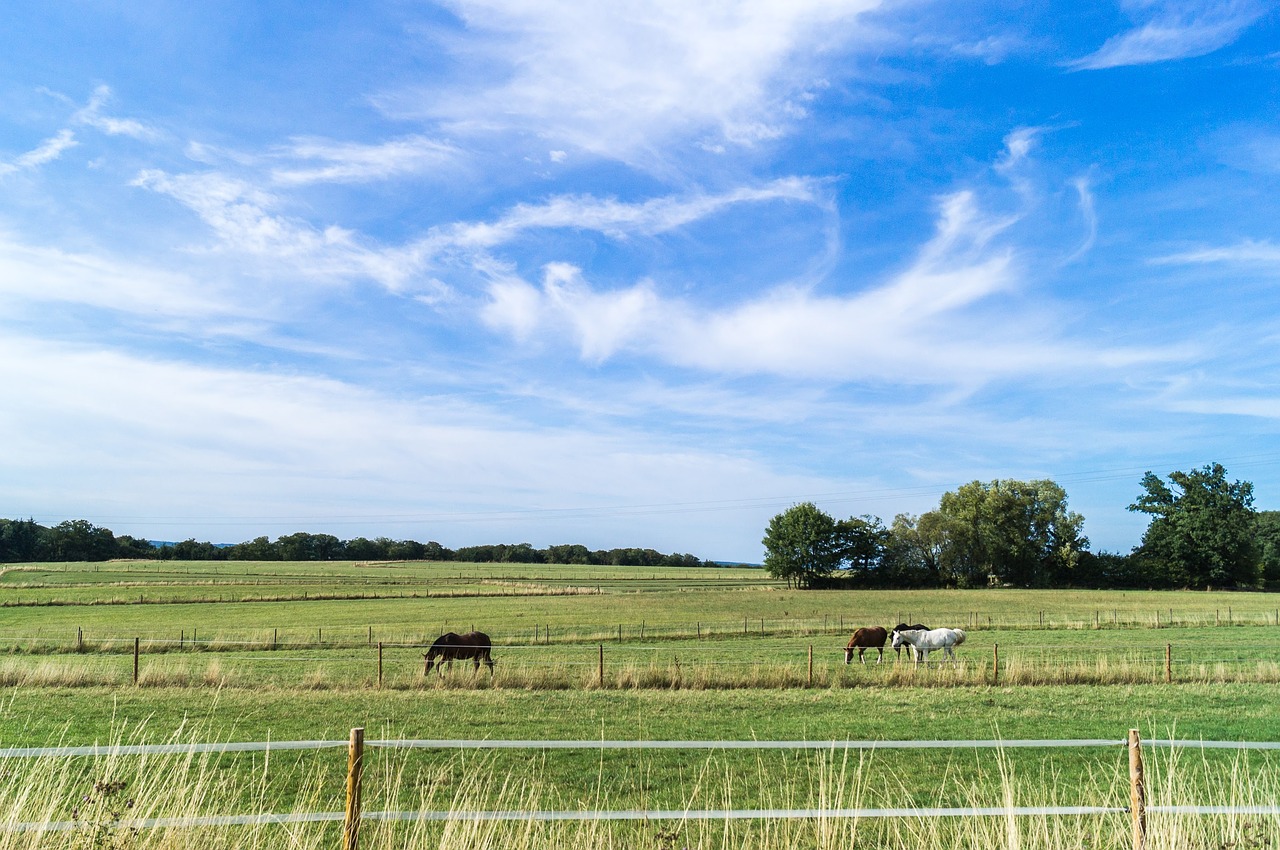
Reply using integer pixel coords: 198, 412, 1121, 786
858, 647, 866, 664
876, 647, 883, 664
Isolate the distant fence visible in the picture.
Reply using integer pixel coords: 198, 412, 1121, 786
5, 732, 1280, 850
2, 604, 1280, 652
0, 636, 1277, 689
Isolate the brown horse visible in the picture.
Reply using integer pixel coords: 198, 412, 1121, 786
423, 631, 494, 675
844, 626, 888, 664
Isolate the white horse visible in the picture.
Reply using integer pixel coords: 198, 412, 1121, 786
891, 627, 966, 666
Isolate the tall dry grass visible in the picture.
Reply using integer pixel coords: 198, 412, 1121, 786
0, 728, 1276, 849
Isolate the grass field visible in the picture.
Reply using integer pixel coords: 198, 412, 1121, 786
1, 560, 1277, 848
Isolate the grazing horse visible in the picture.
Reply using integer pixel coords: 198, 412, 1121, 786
423, 631, 495, 675
890, 627, 966, 667
844, 626, 888, 664
891, 623, 930, 661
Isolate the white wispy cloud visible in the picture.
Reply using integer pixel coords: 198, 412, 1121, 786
269, 135, 460, 185
131, 169, 443, 296
0, 233, 243, 320
482, 184, 1178, 385
0, 130, 77, 177
1154, 239, 1280, 264
418, 178, 823, 255
386, 0, 880, 161
1068, 0, 1266, 70
73, 84, 158, 140
0, 334, 828, 554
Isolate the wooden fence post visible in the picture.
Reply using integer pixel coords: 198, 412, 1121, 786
808, 645, 813, 687
992, 643, 999, 686
343, 727, 364, 850
598, 644, 604, 687
378, 642, 384, 688
1165, 644, 1172, 684
77, 627, 83, 652
133, 637, 139, 686
1129, 729, 1146, 850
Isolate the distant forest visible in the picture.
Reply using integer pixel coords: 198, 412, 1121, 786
0, 519, 707, 568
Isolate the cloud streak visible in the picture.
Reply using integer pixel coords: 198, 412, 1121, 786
389, 0, 880, 161
0, 130, 77, 177
1068, 0, 1266, 70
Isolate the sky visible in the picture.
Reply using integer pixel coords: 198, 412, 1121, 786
3, 1, 1280, 561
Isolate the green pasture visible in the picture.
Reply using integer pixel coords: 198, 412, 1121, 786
1, 560, 1278, 847
2, 561, 1279, 646
0, 684, 1276, 827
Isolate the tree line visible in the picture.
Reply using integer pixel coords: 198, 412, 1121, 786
763, 464, 1280, 591
0, 521, 705, 568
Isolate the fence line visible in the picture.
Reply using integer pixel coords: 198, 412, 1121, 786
3, 732, 1279, 844
5, 606, 1277, 651
7, 735, 1280, 760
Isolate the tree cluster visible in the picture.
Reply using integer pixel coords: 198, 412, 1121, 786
0, 521, 704, 567
764, 466, 1270, 591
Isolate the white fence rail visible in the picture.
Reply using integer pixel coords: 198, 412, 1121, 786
1, 733, 1278, 847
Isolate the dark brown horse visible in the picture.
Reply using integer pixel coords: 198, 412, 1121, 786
423, 631, 494, 675
844, 626, 888, 664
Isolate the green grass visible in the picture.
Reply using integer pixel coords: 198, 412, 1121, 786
1, 561, 1278, 846
0, 685, 1277, 848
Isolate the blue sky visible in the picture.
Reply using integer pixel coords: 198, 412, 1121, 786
3, 1, 1280, 560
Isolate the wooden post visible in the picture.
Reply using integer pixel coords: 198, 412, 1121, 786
77, 627, 83, 652
273, 628, 278, 650
1165, 644, 1172, 684
598, 644, 604, 687
368, 626, 372, 645
1039, 611, 1043, 627
1129, 729, 1146, 850
696, 622, 701, 639
618, 624, 622, 643
378, 642, 384, 688
133, 637, 140, 686
180, 630, 184, 649
992, 643, 999, 686
808, 645, 813, 687
343, 727, 364, 850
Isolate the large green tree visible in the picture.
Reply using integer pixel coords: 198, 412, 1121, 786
1128, 463, 1260, 589
762, 502, 841, 588
1257, 510, 1280, 588
933, 479, 1086, 587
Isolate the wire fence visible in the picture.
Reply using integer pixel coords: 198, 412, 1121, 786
2, 635, 1279, 689
3, 604, 1280, 653
2, 734, 1278, 844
